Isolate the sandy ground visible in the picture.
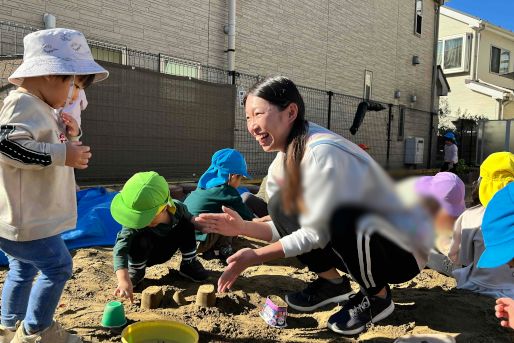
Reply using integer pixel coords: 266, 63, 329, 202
0, 237, 512, 343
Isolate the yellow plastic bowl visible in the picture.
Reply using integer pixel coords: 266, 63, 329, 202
121, 320, 199, 343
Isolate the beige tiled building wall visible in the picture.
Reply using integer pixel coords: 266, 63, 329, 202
236, 0, 438, 112
0, 0, 228, 68
1, 0, 439, 112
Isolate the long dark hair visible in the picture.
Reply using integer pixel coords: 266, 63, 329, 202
244, 76, 307, 214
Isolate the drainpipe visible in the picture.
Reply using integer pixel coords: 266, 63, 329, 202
498, 99, 504, 120
430, 3, 441, 115
227, 0, 236, 84
471, 23, 485, 81
429, 2, 441, 168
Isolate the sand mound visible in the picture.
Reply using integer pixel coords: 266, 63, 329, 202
1, 237, 512, 343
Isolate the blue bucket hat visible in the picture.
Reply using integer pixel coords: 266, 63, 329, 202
198, 149, 251, 189
444, 132, 456, 142
478, 182, 514, 268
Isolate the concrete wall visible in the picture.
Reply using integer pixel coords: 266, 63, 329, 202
236, 0, 437, 112
0, 0, 228, 68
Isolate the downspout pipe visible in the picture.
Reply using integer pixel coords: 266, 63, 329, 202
429, 2, 442, 169
471, 23, 485, 81
430, 2, 441, 115
227, 0, 236, 84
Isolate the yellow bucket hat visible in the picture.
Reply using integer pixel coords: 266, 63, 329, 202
479, 152, 514, 207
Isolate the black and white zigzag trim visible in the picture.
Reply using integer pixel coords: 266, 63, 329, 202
0, 125, 52, 166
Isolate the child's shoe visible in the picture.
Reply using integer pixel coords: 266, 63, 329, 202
179, 258, 209, 282
0, 323, 17, 343
12, 320, 82, 343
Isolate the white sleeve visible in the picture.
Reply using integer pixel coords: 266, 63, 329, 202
266, 152, 283, 200
279, 144, 369, 258
448, 213, 464, 264
452, 145, 459, 163
266, 221, 282, 242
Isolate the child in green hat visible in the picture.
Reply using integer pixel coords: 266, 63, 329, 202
110, 171, 208, 303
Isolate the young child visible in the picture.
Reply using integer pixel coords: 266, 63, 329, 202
0, 28, 108, 343
184, 148, 254, 260
397, 172, 466, 271
111, 171, 208, 303
447, 152, 514, 298
441, 132, 458, 172
477, 182, 514, 330
59, 88, 88, 192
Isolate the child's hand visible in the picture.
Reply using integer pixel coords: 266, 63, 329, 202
114, 279, 134, 303
495, 298, 514, 330
62, 112, 80, 137
65, 141, 91, 169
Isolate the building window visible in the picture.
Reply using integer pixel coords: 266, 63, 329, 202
491, 46, 510, 74
438, 34, 472, 73
160, 55, 201, 79
89, 40, 126, 65
414, 0, 423, 35
363, 70, 373, 100
398, 106, 405, 141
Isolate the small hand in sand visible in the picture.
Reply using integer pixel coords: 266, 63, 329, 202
218, 248, 256, 293
495, 298, 514, 330
114, 280, 134, 303
195, 206, 243, 237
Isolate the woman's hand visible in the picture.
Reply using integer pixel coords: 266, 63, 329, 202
252, 215, 271, 223
195, 206, 245, 237
218, 248, 258, 292
62, 112, 80, 137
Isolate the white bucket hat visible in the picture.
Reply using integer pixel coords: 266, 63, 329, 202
9, 28, 109, 86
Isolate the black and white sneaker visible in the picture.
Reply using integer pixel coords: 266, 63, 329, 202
179, 258, 209, 282
285, 276, 354, 312
327, 286, 395, 336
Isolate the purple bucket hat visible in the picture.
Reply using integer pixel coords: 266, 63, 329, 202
415, 172, 466, 217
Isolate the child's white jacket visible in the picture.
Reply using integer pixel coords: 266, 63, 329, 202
0, 90, 77, 241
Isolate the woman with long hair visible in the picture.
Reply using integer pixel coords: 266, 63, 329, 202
196, 76, 433, 335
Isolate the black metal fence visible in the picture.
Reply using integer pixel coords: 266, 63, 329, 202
0, 20, 437, 183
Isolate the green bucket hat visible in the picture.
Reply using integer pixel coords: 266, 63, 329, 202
111, 171, 171, 229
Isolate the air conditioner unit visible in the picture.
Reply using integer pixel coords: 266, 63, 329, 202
405, 137, 424, 164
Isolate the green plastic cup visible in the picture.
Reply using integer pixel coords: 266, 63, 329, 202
101, 301, 127, 328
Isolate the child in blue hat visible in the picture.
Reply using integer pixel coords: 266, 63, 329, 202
441, 132, 458, 172
478, 182, 514, 330
185, 149, 254, 261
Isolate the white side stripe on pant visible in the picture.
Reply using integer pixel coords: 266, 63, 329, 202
357, 230, 369, 288
364, 233, 376, 288
357, 222, 378, 289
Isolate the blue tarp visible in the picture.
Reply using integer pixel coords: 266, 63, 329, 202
0, 187, 122, 266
